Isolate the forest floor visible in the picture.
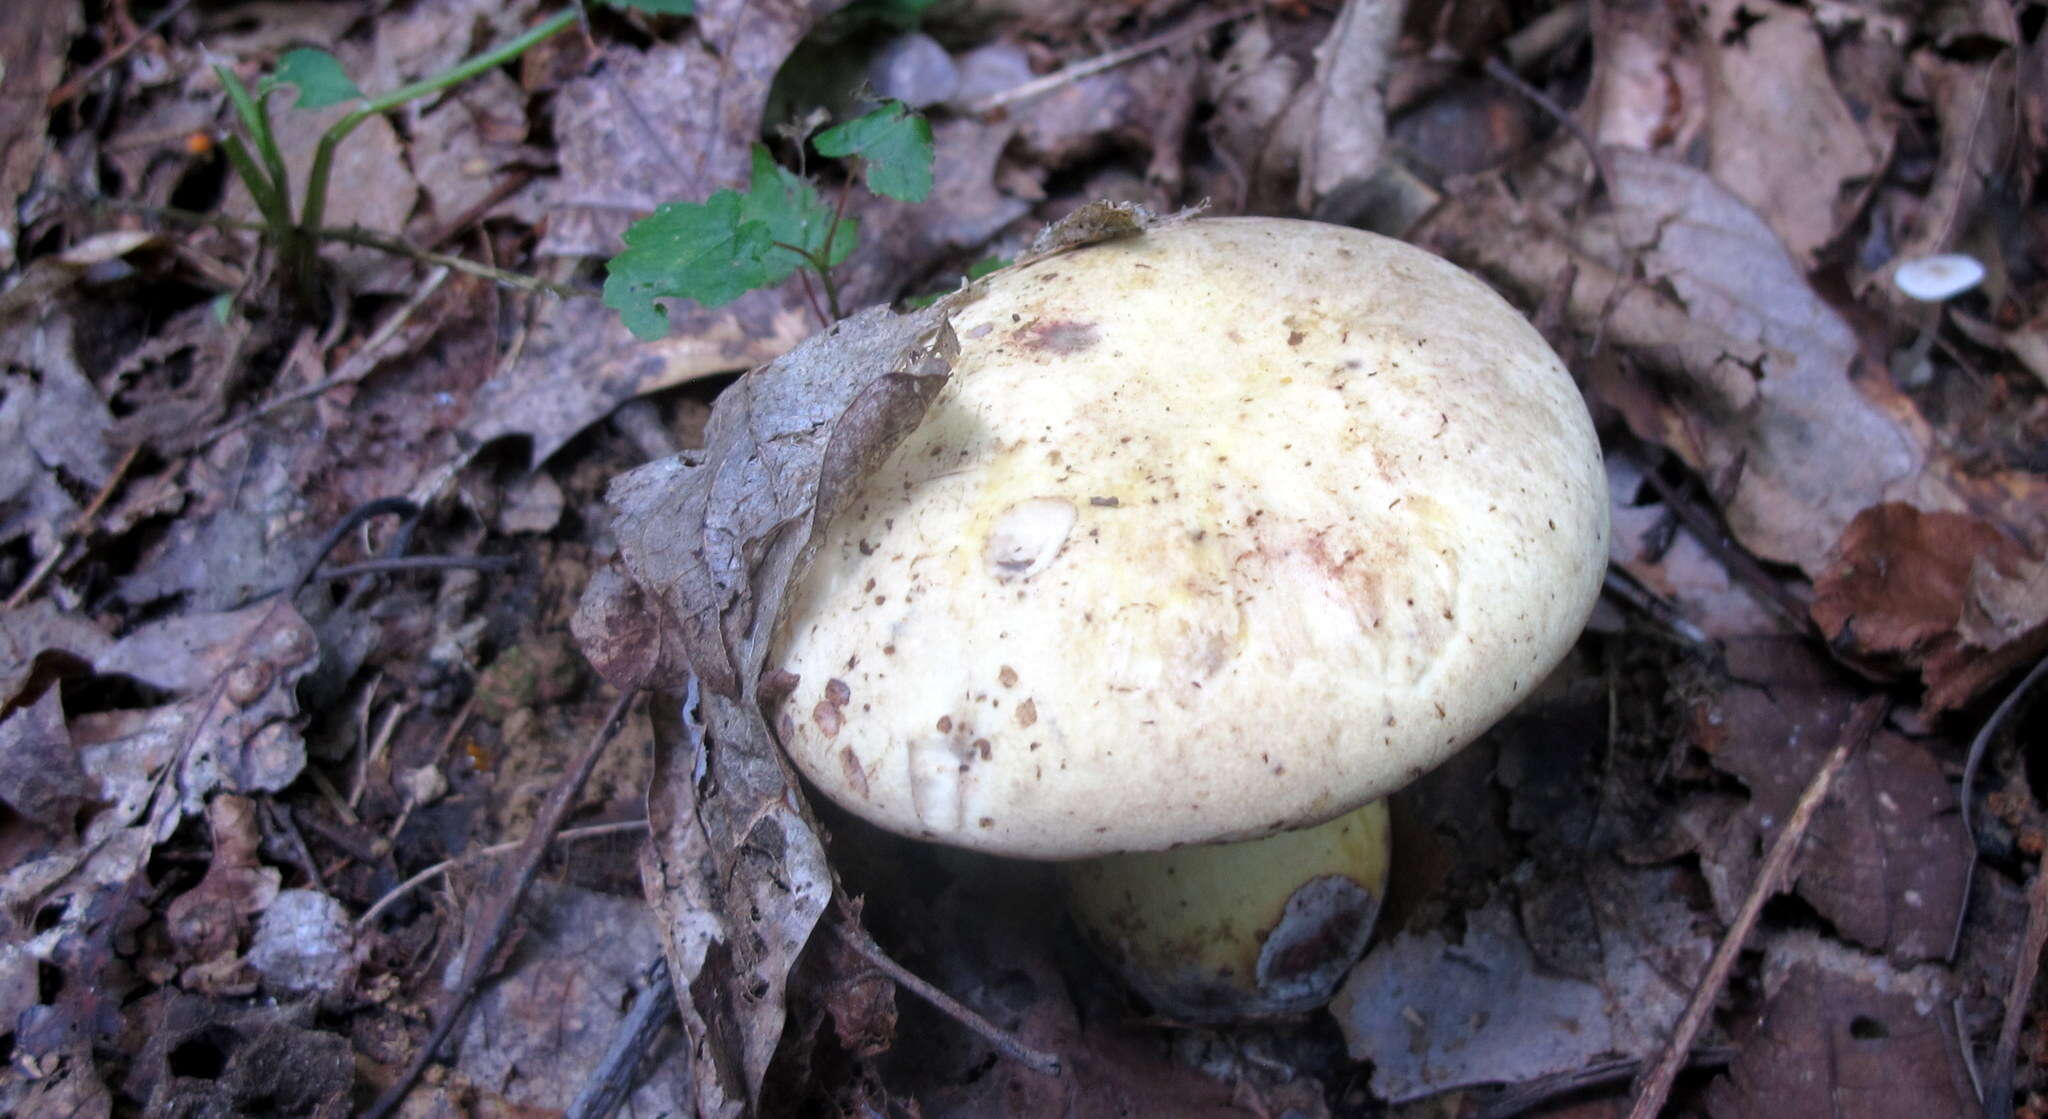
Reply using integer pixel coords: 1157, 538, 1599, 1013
1, 0, 2046, 1116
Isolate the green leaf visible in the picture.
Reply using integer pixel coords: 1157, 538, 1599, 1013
965, 255, 1010, 280
739, 145, 849, 268
603, 190, 780, 340
611, 0, 695, 12
814, 101, 934, 203
267, 49, 363, 109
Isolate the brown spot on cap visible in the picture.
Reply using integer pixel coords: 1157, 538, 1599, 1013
1016, 698, 1037, 728
839, 747, 869, 799
825, 678, 852, 707
999, 665, 1019, 688
1016, 319, 1100, 354
936, 715, 953, 733
812, 700, 842, 737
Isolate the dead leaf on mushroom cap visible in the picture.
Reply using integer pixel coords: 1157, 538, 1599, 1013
576, 301, 956, 1114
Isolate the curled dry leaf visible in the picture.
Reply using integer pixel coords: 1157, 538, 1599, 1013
578, 302, 957, 1114
162, 794, 279, 976
1814, 502, 2048, 712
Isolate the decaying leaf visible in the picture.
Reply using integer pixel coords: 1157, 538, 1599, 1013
1683, 638, 1970, 962
0, 2, 77, 271
580, 301, 956, 1114
1814, 502, 2048, 711
1698, 0, 1886, 268
1333, 870, 1710, 1103
94, 601, 320, 796
1705, 963, 1976, 1118
0, 689, 93, 835
448, 883, 691, 1115
162, 794, 279, 987
1424, 150, 2008, 582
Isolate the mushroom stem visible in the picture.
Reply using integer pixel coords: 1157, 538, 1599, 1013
1062, 799, 1391, 1022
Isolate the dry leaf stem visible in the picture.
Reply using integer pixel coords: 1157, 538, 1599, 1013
834, 918, 1063, 1077
566, 956, 677, 1119
1628, 696, 1887, 1119
364, 689, 638, 1119
965, 4, 1257, 115
1984, 861, 2048, 1118
4, 442, 138, 609
1951, 654, 2048, 958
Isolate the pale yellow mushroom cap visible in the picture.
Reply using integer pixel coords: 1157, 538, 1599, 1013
769, 217, 1607, 859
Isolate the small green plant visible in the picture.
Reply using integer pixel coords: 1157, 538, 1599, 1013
603, 99, 935, 340
216, 1, 689, 301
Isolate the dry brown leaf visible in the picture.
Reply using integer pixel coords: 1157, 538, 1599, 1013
1686, 638, 1970, 962
1426, 151, 1951, 577
94, 600, 320, 797
581, 302, 956, 1114
0, 601, 112, 709
448, 884, 691, 1115
1810, 503, 2048, 712
0, 689, 93, 837
0, 2, 77, 271
1699, 0, 1886, 268
162, 794, 279, 979
1889, 0, 2020, 270
1704, 963, 1977, 1118
1587, 0, 1707, 154
1271, 0, 1400, 216
1333, 867, 1710, 1103
0, 311, 119, 565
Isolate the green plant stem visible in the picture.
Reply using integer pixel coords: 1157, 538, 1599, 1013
216, 66, 292, 219
102, 199, 584, 298
772, 242, 843, 323
299, 9, 579, 238
219, 134, 287, 231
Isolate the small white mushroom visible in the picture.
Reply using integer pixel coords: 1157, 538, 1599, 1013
768, 217, 1608, 1019
1892, 253, 1985, 385
1893, 253, 1985, 301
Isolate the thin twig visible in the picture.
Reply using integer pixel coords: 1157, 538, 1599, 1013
4, 443, 140, 609
355, 819, 647, 930
284, 497, 420, 600
363, 690, 639, 1119
350, 699, 410, 812
1628, 696, 1887, 1119
1476, 1047, 1736, 1119
964, 4, 1257, 115
1951, 654, 2048, 960
1482, 55, 1611, 204
1984, 861, 2048, 1119
833, 919, 1063, 1076
47, 0, 196, 108
96, 200, 583, 297
310, 554, 519, 583
1636, 461, 1816, 640
1600, 568, 1713, 649
208, 266, 452, 442
566, 956, 678, 1119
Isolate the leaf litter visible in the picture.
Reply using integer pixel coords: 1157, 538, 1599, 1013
1, 0, 2045, 1115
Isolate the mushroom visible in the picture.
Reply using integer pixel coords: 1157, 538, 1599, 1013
1891, 253, 1985, 386
768, 217, 1607, 1018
